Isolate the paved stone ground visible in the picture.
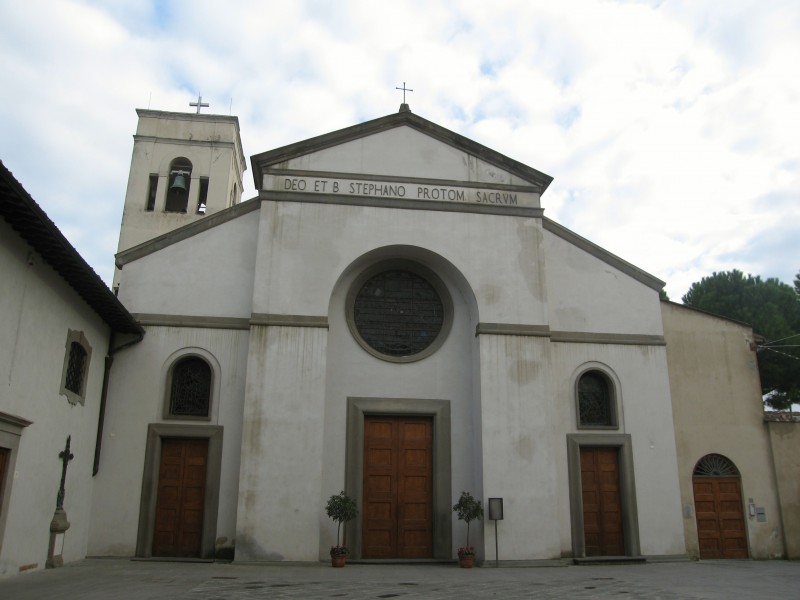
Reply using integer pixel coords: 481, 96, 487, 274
0, 558, 798, 600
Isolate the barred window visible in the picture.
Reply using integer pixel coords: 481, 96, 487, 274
64, 342, 87, 394
577, 371, 616, 428
60, 330, 92, 405
169, 357, 211, 417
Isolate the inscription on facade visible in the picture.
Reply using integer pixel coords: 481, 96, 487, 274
263, 174, 538, 208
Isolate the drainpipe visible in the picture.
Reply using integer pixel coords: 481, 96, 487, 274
93, 329, 144, 476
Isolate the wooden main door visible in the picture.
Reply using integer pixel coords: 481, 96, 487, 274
581, 447, 625, 556
152, 438, 208, 557
362, 416, 433, 558
693, 477, 747, 558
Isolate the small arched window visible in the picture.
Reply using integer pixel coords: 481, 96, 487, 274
577, 370, 617, 428
168, 356, 211, 418
693, 454, 740, 477
165, 157, 192, 213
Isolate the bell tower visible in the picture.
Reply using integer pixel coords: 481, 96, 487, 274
114, 106, 246, 286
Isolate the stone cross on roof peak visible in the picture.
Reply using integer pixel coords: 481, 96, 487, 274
190, 95, 209, 114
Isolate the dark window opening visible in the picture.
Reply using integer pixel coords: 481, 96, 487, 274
65, 342, 88, 395
165, 158, 192, 213
146, 174, 158, 211
353, 270, 444, 357
196, 177, 209, 214
169, 357, 211, 417
693, 454, 740, 477
578, 371, 614, 427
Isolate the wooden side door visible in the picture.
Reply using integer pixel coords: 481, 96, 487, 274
581, 447, 625, 556
362, 416, 433, 558
152, 438, 208, 557
693, 477, 747, 559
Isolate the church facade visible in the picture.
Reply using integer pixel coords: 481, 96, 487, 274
1, 104, 795, 576
93, 105, 688, 562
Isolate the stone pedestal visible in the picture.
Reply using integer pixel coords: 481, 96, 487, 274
46, 508, 70, 569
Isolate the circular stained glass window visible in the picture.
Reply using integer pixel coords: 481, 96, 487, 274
353, 270, 445, 358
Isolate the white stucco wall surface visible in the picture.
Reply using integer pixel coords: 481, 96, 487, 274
235, 325, 328, 562
87, 326, 248, 557
118, 209, 260, 319
0, 222, 110, 576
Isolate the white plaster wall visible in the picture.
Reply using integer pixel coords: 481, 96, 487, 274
549, 341, 686, 557
117, 209, 260, 318
242, 199, 551, 561
662, 302, 785, 559
320, 245, 480, 559
250, 201, 548, 326
87, 326, 249, 557
284, 125, 536, 189
0, 222, 110, 575
544, 231, 663, 335
235, 326, 328, 561
478, 335, 561, 560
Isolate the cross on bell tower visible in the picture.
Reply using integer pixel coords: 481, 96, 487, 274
190, 95, 209, 114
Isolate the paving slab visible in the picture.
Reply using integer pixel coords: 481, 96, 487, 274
0, 558, 798, 599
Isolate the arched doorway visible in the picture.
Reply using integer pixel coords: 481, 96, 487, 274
692, 454, 747, 558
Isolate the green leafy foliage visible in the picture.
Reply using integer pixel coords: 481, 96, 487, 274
326, 491, 358, 547
682, 269, 800, 409
452, 491, 483, 547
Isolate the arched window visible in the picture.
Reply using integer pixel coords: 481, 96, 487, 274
577, 370, 617, 428
693, 454, 740, 477
165, 157, 192, 213
168, 356, 211, 418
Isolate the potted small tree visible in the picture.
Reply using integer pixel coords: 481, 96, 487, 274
452, 491, 483, 568
325, 490, 358, 567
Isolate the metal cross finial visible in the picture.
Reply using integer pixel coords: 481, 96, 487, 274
190, 95, 209, 114
395, 82, 413, 104
56, 436, 74, 510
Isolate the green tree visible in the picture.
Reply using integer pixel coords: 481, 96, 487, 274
682, 270, 800, 410
794, 270, 800, 298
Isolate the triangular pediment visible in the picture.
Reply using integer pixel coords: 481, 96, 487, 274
251, 109, 552, 213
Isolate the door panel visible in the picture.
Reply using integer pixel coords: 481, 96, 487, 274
153, 438, 208, 557
693, 477, 747, 559
363, 417, 433, 558
581, 447, 625, 556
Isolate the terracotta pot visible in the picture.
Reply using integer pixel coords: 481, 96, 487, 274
458, 554, 475, 568
331, 553, 346, 568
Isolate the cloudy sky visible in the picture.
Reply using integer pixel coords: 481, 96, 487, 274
0, 0, 797, 299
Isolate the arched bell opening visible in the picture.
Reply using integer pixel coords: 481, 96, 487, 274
165, 157, 193, 212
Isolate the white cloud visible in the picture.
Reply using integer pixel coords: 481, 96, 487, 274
0, 0, 797, 299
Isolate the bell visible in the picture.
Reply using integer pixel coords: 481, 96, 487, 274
170, 173, 188, 193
